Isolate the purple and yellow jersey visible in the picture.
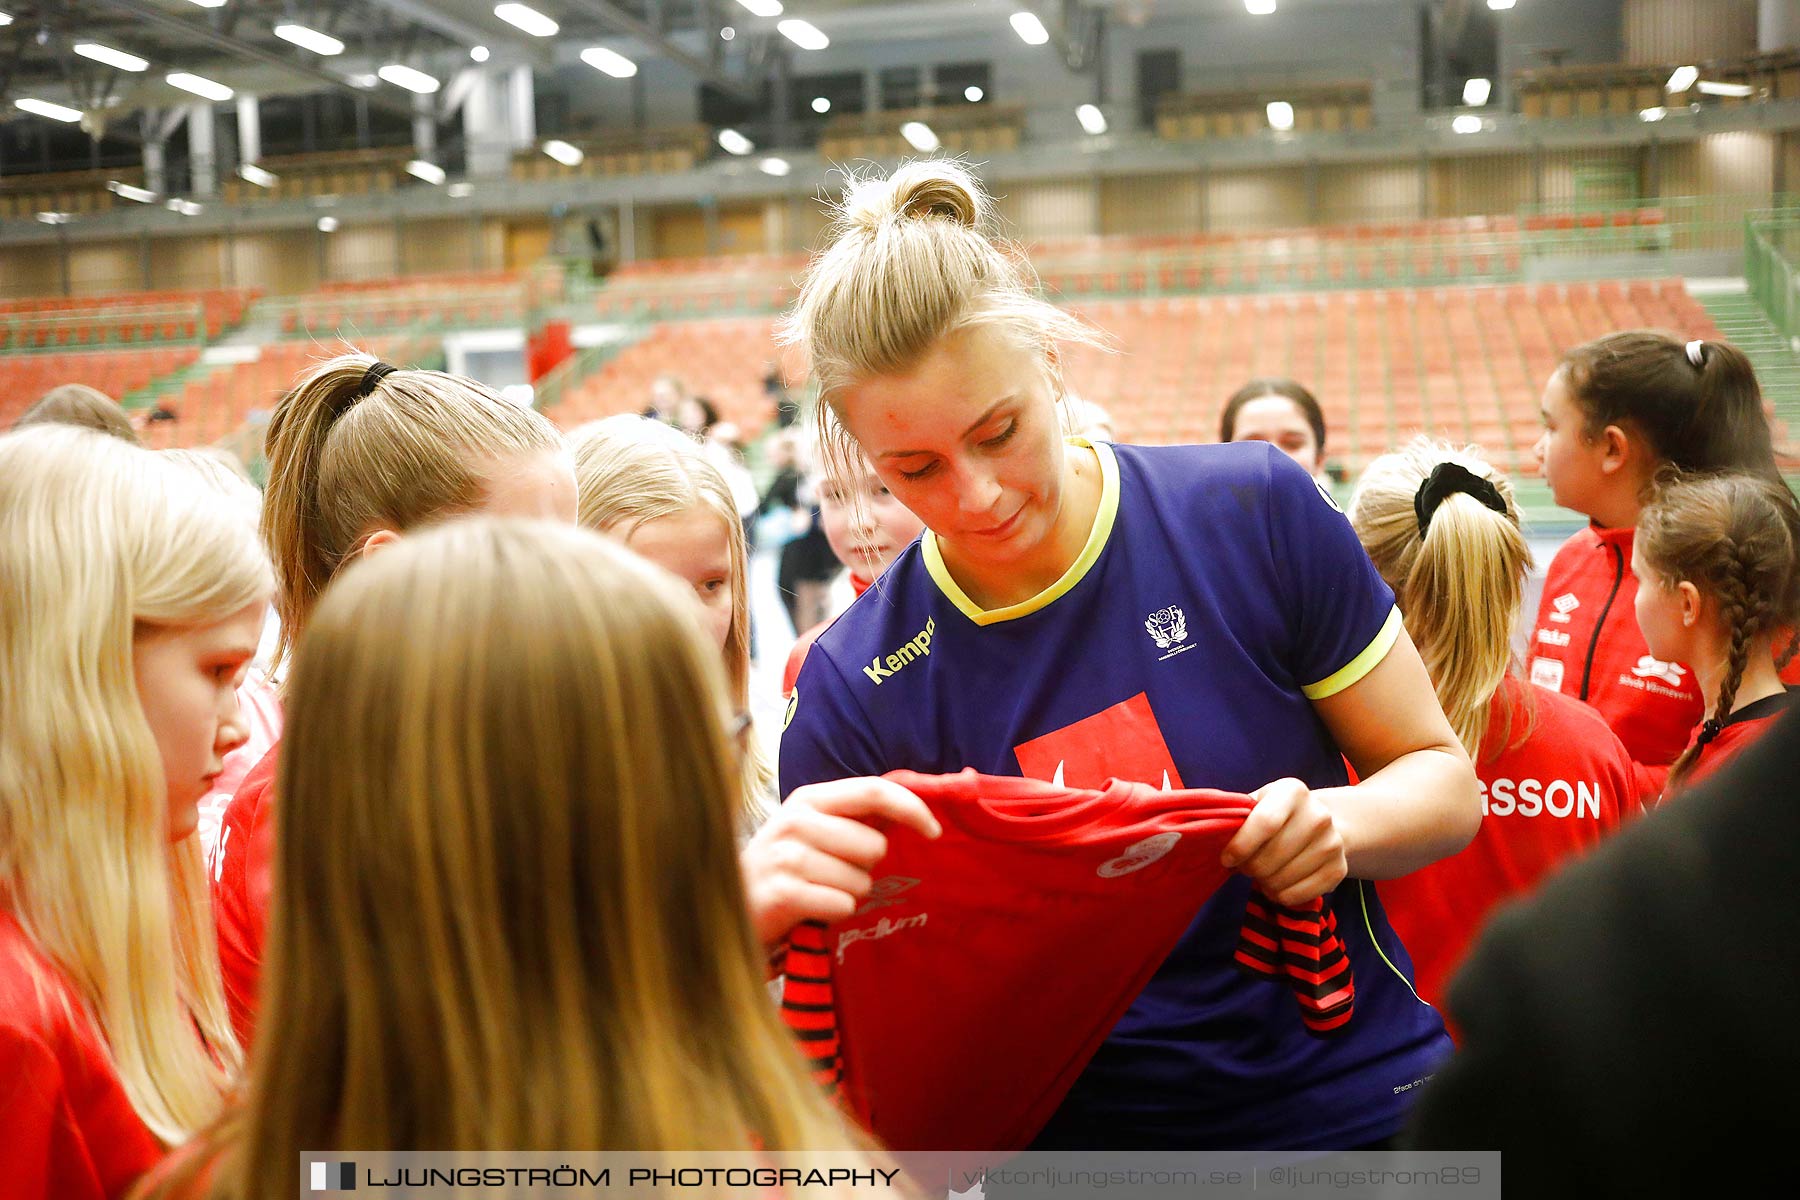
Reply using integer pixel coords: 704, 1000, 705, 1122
780, 439, 1450, 1150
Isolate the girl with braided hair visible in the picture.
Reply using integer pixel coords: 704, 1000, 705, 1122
1633, 472, 1800, 796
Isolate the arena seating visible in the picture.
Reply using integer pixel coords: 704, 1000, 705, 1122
590, 254, 809, 320
138, 336, 437, 450
548, 278, 1722, 477
579, 212, 1671, 322
0, 347, 202, 428
274, 272, 535, 336
0, 288, 259, 349
1060, 278, 1721, 473
548, 316, 793, 435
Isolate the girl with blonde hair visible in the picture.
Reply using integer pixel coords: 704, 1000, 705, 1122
141, 520, 881, 1197
759, 159, 1477, 1151
211, 351, 575, 1043
0, 426, 271, 1199
568, 414, 772, 824
1349, 437, 1635, 1013
1634, 471, 1800, 793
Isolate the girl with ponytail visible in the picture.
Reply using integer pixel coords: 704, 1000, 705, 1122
1350, 438, 1636, 1014
1634, 472, 1800, 795
1528, 332, 1793, 792
211, 351, 573, 1043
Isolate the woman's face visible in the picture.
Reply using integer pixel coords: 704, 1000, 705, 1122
833, 325, 1067, 573
623, 508, 735, 653
1231, 394, 1322, 476
133, 600, 267, 841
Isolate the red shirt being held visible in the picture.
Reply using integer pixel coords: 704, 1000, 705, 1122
0, 911, 164, 1200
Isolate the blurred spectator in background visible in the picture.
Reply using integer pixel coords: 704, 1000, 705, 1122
675, 395, 722, 439
12, 383, 140, 444
643, 374, 685, 424
1221, 377, 1329, 480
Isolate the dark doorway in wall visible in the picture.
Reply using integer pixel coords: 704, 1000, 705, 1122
1137, 47, 1181, 129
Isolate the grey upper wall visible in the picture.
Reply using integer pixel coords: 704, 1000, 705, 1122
550, 0, 1634, 139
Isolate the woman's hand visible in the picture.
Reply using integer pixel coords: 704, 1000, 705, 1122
1221, 777, 1349, 907
741, 777, 942, 952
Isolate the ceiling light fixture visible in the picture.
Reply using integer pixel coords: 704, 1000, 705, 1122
494, 3, 559, 37
167, 72, 234, 102
273, 24, 345, 56
74, 43, 148, 72
901, 121, 939, 151
581, 46, 638, 78
777, 18, 827, 49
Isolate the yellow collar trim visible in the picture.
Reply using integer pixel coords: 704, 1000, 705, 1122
922, 437, 1119, 627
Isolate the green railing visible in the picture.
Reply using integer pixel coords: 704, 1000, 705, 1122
567, 194, 1796, 318
0, 300, 209, 352
1745, 208, 1800, 342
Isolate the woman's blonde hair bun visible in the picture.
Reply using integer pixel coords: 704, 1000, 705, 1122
843, 159, 986, 234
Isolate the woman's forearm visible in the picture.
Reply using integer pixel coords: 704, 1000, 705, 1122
1321, 745, 1480, 879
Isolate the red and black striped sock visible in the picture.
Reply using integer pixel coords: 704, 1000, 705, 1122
778, 920, 843, 1092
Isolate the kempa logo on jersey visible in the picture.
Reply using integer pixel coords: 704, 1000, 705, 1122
863, 618, 934, 685
836, 912, 928, 962
1145, 605, 1195, 661
1536, 627, 1572, 647
1548, 593, 1580, 623
1097, 831, 1181, 877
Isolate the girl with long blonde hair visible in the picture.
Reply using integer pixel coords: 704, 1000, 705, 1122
1349, 438, 1636, 1013
568, 414, 773, 825
0, 426, 271, 1199
211, 351, 575, 1043
143, 519, 877, 1198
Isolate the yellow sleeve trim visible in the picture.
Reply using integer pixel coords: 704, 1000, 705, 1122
1302, 606, 1403, 700
922, 437, 1120, 627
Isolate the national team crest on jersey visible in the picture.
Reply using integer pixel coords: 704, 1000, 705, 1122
1144, 605, 1195, 660
1013, 692, 1185, 791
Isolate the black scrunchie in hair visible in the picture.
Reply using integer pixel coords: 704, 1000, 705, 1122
328, 360, 398, 425
1695, 716, 1725, 749
1415, 461, 1508, 536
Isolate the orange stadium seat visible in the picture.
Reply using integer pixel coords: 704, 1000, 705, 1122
0, 348, 201, 429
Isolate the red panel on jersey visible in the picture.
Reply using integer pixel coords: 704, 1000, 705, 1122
1011, 692, 1184, 791
777, 769, 1354, 1151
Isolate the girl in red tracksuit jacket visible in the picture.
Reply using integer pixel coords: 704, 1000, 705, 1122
1634, 472, 1800, 798
1349, 438, 1636, 1016
1528, 332, 1796, 799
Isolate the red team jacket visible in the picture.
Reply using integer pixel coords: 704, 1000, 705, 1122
0, 911, 164, 1200
211, 744, 280, 1044
1379, 676, 1635, 1014
778, 769, 1356, 1151
1532, 525, 1800, 798
1530, 526, 1702, 779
